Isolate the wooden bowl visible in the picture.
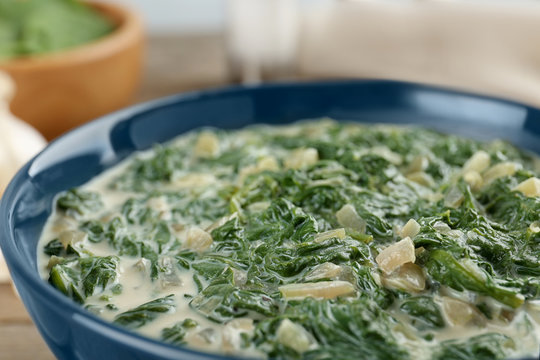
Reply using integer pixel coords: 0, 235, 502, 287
0, 2, 144, 140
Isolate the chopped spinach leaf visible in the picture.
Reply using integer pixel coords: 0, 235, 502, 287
113, 295, 176, 329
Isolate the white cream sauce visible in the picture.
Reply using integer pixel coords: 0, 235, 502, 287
37, 145, 264, 357
37, 123, 540, 359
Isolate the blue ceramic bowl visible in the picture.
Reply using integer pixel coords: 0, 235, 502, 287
1, 80, 539, 360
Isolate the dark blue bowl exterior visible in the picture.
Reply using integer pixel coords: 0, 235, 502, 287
1, 80, 539, 360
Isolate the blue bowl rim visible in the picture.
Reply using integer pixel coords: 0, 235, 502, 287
1, 78, 539, 359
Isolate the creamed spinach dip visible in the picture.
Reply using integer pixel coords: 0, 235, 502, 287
38, 120, 540, 359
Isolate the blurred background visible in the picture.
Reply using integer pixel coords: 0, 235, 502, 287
2, 0, 540, 358
3, 0, 540, 140
88, 0, 540, 104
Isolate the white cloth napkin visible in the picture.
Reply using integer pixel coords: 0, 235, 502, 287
0, 72, 46, 283
299, 0, 540, 107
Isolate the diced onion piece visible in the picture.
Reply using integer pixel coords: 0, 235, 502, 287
171, 223, 185, 233
239, 167, 256, 179
238, 156, 279, 183
279, 281, 355, 300
425, 192, 444, 203
447, 229, 465, 240
257, 156, 279, 171
406, 155, 429, 174
372, 272, 382, 287
46, 255, 64, 270
336, 204, 366, 233
308, 178, 344, 188
433, 221, 451, 234
371, 146, 402, 165
463, 150, 491, 174
442, 297, 480, 326
513, 177, 540, 197
147, 196, 171, 220
399, 219, 420, 239
191, 297, 221, 317
406, 171, 434, 187
381, 263, 425, 293
59, 230, 87, 248
232, 268, 247, 286
375, 237, 416, 274
483, 162, 520, 184
52, 216, 78, 233
134, 258, 152, 275
173, 173, 216, 188
305, 118, 335, 137
247, 201, 270, 212
194, 132, 219, 158
444, 186, 464, 208
147, 196, 168, 211
314, 228, 346, 243
285, 148, 319, 169
226, 318, 253, 331
276, 319, 315, 354
205, 213, 238, 233
223, 319, 254, 353
158, 256, 182, 288
461, 258, 487, 282
205, 218, 226, 233
530, 221, 540, 233
188, 328, 218, 347
185, 227, 213, 252
304, 263, 343, 281
463, 171, 483, 191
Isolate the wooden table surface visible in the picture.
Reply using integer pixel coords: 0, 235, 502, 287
0, 34, 230, 360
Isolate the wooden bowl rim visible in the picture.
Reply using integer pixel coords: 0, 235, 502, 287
0, 2, 143, 70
